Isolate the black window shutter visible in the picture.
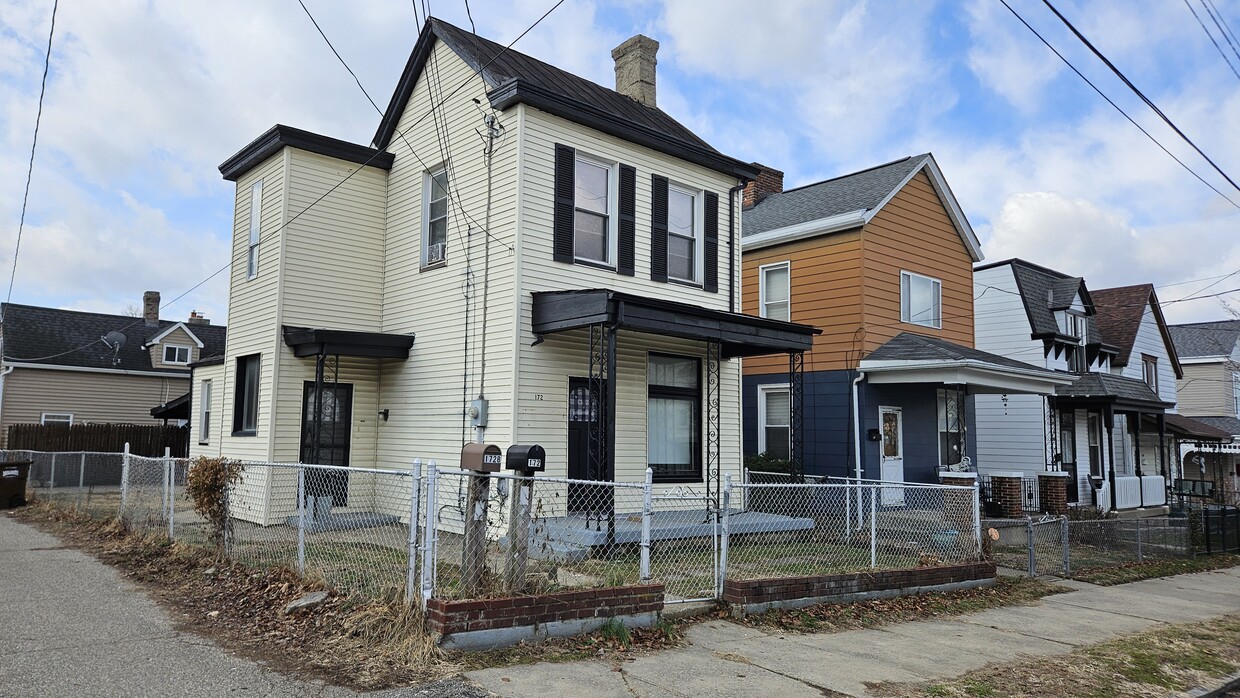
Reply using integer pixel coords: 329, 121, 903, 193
553, 144, 575, 264
650, 174, 669, 283
703, 191, 719, 293
617, 164, 636, 276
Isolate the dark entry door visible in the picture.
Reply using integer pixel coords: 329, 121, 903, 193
1059, 412, 1079, 504
301, 382, 353, 507
567, 377, 607, 514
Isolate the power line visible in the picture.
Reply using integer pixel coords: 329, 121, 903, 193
1205, 0, 1240, 53
1041, 0, 1240, 194
464, 0, 476, 33
998, 0, 1240, 210
1184, 0, 1240, 81
4, 0, 59, 326
297, 0, 381, 113
1202, 0, 1240, 64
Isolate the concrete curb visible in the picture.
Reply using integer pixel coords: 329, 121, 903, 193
1185, 670, 1240, 697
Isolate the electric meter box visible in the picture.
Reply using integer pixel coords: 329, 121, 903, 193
461, 443, 503, 472
506, 444, 546, 472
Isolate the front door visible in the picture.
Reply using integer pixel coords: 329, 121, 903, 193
567, 377, 608, 514
879, 406, 905, 506
300, 381, 353, 507
1059, 412, 1079, 504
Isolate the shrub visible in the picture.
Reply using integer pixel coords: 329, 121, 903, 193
184, 456, 241, 547
744, 453, 796, 474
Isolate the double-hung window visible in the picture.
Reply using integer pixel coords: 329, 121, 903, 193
247, 180, 262, 279
163, 345, 190, 365
758, 385, 791, 460
647, 354, 700, 482
760, 262, 790, 321
937, 388, 963, 468
574, 157, 613, 265
1062, 311, 1087, 373
1233, 373, 1240, 417
667, 185, 700, 283
1142, 355, 1158, 393
199, 380, 213, 445
900, 271, 941, 328
423, 168, 449, 266
233, 354, 260, 436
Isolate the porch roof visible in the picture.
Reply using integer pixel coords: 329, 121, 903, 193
281, 326, 415, 359
1052, 372, 1173, 412
1162, 413, 1234, 442
858, 333, 1073, 395
530, 289, 820, 358
150, 391, 190, 420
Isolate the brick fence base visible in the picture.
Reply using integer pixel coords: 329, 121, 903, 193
722, 562, 996, 616
426, 584, 664, 651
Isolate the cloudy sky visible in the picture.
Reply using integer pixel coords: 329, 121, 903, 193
1, 0, 1238, 325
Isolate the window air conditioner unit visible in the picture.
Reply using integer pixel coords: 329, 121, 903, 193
427, 242, 446, 264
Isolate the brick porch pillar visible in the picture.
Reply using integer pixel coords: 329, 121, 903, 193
991, 472, 1025, 519
1038, 471, 1070, 515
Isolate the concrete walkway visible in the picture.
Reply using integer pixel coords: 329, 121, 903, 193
467, 567, 1240, 697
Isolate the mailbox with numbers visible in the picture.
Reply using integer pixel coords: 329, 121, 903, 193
460, 443, 503, 472
505, 444, 546, 473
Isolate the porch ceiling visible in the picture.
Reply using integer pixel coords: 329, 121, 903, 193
531, 289, 820, 358
281, 326, 415, 359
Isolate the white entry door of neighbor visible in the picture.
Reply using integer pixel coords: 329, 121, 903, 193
879, 406, 906, 506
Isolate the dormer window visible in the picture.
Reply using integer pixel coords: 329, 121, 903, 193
163, 345, 191, 365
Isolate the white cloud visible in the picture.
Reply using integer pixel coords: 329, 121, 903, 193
964, 0, 1062, 111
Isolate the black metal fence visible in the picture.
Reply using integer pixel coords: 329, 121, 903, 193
1196, 506, 1240, 554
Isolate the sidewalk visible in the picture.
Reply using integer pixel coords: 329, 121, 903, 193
467, 566, 1240, 697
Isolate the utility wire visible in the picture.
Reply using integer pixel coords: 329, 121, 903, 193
297, 0, 381, 113
1202, 0, 1240, 64
1041, 0, 1240, 194
999, 0, 1240, 210
1205, 0, 1240, 54
464, 0, 476, 33
4, 0, 59, 326
1184, 0, 1240, 81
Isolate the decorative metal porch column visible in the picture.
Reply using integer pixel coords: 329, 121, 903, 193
705, 341, 722, 508
788, 351, 805, 481
587, 322, 616, 538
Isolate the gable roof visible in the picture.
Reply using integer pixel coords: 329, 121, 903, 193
145, 322, 205, 349
978, 258, 1113, 350
1168, 319, 1240, 359
1090, 284, 1182, 377
1, 303, 226, 374
741, 153, 982, 261
375, 18, 757, 180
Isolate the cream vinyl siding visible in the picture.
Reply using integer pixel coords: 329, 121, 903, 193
1176, 362, 1231, 416
189, 362, 225, 459
0, 368, 188, 444
281, 149, 388, 331
148, 326, 203, 367
376, 42, 519, 470
1116, 302, 1178, 406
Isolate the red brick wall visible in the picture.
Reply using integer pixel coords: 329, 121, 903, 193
426, 585, 664, 636
722, 562, 995, 607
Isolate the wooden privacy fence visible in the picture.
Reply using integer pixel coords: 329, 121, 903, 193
6, 423, 188, 457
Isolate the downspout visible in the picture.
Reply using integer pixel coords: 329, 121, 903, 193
728, 181, 745, 314
852, 370, 866, 481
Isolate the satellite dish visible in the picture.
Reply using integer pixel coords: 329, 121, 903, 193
100, 331, 127, 366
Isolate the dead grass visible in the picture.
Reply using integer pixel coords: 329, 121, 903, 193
869, 614, 1240, 697
1065, 554, 1240, 586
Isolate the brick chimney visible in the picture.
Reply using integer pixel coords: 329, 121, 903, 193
142, 291, 160, 328
187, 310, 210, 326
743, 163, 784, 209
612, 35, 659, 108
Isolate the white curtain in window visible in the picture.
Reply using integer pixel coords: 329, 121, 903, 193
648, 397, 693, 465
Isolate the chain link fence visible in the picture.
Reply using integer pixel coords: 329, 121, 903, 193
982, 515, 1195, 577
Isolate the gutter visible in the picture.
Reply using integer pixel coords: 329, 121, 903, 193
858, 359, 1076, 384
741, 209, 867, 252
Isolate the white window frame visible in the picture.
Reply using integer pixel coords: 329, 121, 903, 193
1142, 355, 1158, 393
573, 152, 618, 267
422, 167, 449, 267
936, 388, 964, 468
666, 182, 704, 284
759, 261, 791, 321
247, 179, 263, 280
757, 383, 791, 459
199, 379, 212, 445
900, 270, 942, 329
41, 412, 73, 426
1233, 372, 1240, 417
163, 344, 191, 365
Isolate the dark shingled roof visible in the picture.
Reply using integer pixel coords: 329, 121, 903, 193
374, 18, 754, 179
977, 259, 1111, 350
1164, 413, 1234, 441
1089, 284, 1181, 376
1054, 372, 1170, 407
1168, 320, 1240, 359
864, 332, 1052, 373
1188, 415, 1240, 436
742, 155, 928, 236
1, 303, 226, 373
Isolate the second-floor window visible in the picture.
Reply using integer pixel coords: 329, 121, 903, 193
423, 168, 449, 267
667, 185, 700, 283
760, 262, 790, 321
1233, 373, 1240, 416
574, 156, 614, 266
1142, 355, 1158, 393
900, 271, 941, 328
163, 345, 190, 365
247, 179, 262, 279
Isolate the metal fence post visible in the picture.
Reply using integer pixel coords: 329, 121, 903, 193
718, 473, 732, 600
119, 442, 131, 519
1136, 518, 1143, 562
420, 462, 439, 603
869, 486, 877, 569
1061, 515, 1071, 575
1027, 518, 1036, 578
406, 459, 422, 606
640, 467, 653, 583
49, 452, 57, 502
973, 481, 982, 556
77, 452, 86, 511
164, 447, 174, 539
296, 465, 307, 576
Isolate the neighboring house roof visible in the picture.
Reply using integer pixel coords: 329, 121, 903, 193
976, 258, 1112, 351
1164, 413, 1234, 441
1189, 415, 1240, 436
1090, 284, 1182, 377
741, 153, 982, 261
863, 332, 1049, 373
1168, 319, 1240, 359
374, 18, 757, 180
1054, 372, 1170, 407
150, 392, 191, 421
1, 303, 226, 374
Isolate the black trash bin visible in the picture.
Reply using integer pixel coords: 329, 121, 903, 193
0, 460, 32, 509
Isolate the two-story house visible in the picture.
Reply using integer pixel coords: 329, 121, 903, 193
974, 261, 1176, 512
1168, 319, 1240, 502
740, 155, 1068, 487
0, 291, 225, 442
191, 18, 816, 526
